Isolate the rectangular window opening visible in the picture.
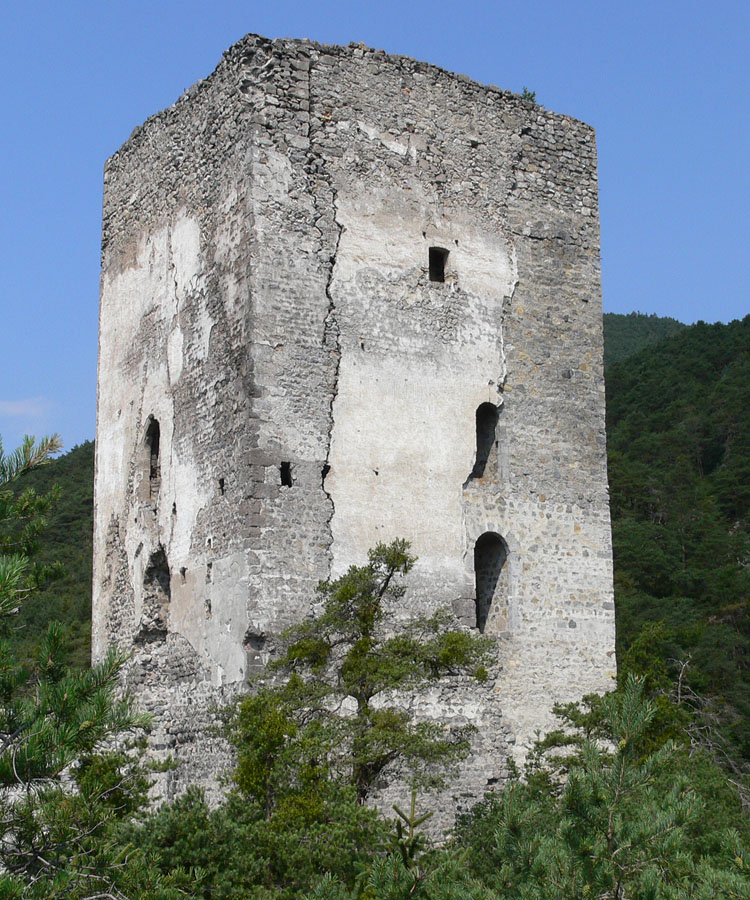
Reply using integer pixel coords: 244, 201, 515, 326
280, 461, 293, 488
429, 246, 449, 282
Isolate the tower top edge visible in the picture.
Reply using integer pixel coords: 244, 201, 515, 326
106, 32, 595, 168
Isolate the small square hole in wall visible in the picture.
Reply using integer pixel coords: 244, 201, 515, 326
429, 247, 449, 282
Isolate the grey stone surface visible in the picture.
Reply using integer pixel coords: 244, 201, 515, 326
93, 34, 616, 818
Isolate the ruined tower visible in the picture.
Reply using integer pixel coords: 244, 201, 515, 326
93, 35, 616, 802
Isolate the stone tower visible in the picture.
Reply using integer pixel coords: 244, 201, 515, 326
93, 35, 616, 803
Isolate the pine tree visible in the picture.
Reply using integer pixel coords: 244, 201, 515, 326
455, 675, 750, 899
0, 435, 184, 899
227, 540, 493, 807
123, 541, 494, 900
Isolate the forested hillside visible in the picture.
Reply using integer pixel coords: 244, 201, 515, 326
607, 315, 750, 758
11, 439, 93, 668
603, 310, 685, 370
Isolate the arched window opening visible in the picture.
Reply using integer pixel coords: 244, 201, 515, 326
471, 403, 499, 479
145, 418, 161, 499
136, 546, 170, 642
474, 532, 508, 634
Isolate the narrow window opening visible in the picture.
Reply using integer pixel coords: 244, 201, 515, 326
474, 532, 508, 634
218, 477, 225, 495
280, 461, 293, 487
429, 246, 449, 282
145, 418, 161, 499
471, 403, 500, 479
244, 630, 267, 671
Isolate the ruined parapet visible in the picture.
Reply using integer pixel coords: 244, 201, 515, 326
94, 35, 615, 809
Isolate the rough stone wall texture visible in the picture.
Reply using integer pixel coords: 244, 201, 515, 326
94, 34, 615, 812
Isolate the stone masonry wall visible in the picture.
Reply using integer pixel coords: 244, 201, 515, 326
94, 34, 615, 812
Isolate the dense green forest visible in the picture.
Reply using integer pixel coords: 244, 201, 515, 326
603, 311, 686, 371
2, 312, 748, 898
11, 439, 94, 669
607, 315, 750, 759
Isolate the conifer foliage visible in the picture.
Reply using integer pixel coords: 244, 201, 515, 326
133, 541, 493, 899
453, 675, 750, 900
227, 540, 493, 807
606, 316, 750, 760
0, 435, 180, 900
10, 439, 95, 669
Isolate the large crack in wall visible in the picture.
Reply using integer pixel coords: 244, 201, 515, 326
307, 53, 343, 573
319, 198, 342, 570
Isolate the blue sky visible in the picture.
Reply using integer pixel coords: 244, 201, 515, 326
1, 0, 748, 452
